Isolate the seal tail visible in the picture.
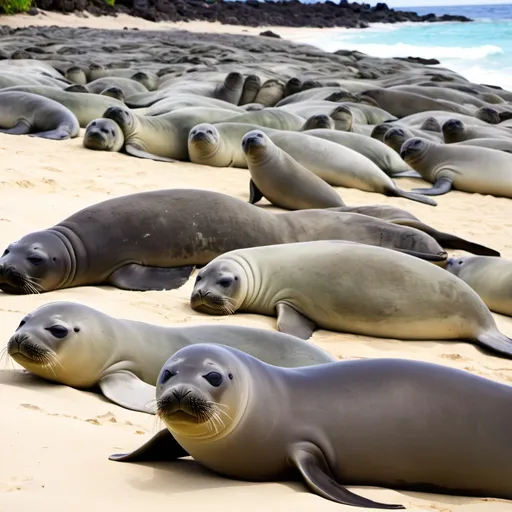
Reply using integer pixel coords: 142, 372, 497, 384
390, 188, 438, 207
477, 331, 512, 359
394, 221, 501, 257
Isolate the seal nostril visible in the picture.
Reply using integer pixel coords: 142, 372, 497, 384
74, 327, 80, 332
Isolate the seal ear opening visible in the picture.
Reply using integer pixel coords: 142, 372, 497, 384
290, 443, 405, 509
109, 429, 189, 463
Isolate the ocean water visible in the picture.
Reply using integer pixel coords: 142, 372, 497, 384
296, 3, 512, 90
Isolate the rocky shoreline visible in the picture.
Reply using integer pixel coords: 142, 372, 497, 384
28, 0, 473, 29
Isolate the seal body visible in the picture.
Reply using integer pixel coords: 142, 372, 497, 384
190, 241, 512, 358
8, 301, 335, 413
111, 344, 512, 508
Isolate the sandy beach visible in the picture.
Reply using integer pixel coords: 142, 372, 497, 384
0, 11, 512, 512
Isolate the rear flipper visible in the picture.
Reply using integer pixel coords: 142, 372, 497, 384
390, 170, 423, 179
109, 263, 195, 291
125, 143, 176, 163
412, 177, 453, 196
391, 187, 438, 206
109, 429, 189, 462
249, 179, 264, 204
290, 442, 405, 509
477, 330, 512, 359
30, 130, 71, 140
0, 121, 30, 135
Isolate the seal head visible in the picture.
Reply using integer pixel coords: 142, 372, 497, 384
399, 137, 429, 163
0, 231, 72, 294
84, 118, 124, 152
241, 130, 267, 159
188, 123, 220, 159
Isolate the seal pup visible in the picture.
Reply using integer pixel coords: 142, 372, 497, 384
446, 256, 512, 317
401, 138, 512, 197
442, 119, 512, 143
0, 91, 79, 140
7, 301, 335, 414
242, 130, 345, 210
0, 189, 446, 295
111, 344, 512, 508
265, 131, 437, 206
83, 118, 124, 152
103, 106, 235, 161
190, 241, 512, 358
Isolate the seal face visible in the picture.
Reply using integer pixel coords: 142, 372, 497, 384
83, 118, 124, 152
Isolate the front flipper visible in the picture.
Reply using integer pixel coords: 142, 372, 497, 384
30, 130, 71, 140
125, 143, 176, 163
99, 370, 157, 414
276, 302, 316, 340
108, 263, 195, 291
290, 443, 404, 509
109, 428, 189, 462
390, 170, 422, 179
412, 177, 453, 196
0, 121, 30, 135
249, 179, 263, 204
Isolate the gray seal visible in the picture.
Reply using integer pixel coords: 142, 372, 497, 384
110, 343, 512, 508
7, 301, 335, 414
190, 240, 512, 358
83, 118, 124, 152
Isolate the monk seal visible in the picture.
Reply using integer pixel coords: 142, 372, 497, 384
242, 130, 345, 210
7, 301, 335, 414
222, 108, 305, 131
86, 76, 148, 96
100, 86, 125, 102
400, 138, 512, 197
239, 74, 261, 106
190, 241, 512, 358
265, 131, 437, 206
454, 137, 512, 152
300, 114, 335, 130
83, 118, 124, 152
0, 189, 446, 295
446, 256, 512, 317
253, 79, 285, 107
110, 343, 512, 508
371, 122, 441, 144
442, 119, 512, 143
0, 91, 79, 140
103, 106, 235, 161
65, 66, 87, 85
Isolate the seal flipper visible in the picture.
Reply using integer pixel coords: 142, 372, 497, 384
99, 370, 157, 414
390, 170, 422, 179
0, 121, 30, 135
108, 263, 195, 291
249, 179, 263, 204
412, 177, 453, 196
290, 443, 405, 509
125, 144, 176, 163
30, 130, 71, 140
109, 429, 189, 462
276, 303, 316, 340
391, 188, 438, 206
476, 330, 512, 359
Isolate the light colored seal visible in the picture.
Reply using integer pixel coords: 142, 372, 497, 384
110, 343, 512, 508
0, 189, 446, 295
7, 301, 335, 414
222, 108, 305, 130
83, 118, 125, 152
442, 118, 512, 143
0, 91, 79, 140
446, 256, 512, 317
253, 79, 285, 107
400, 137, 512, 197
86, 77, 148, 96
103, 106, 235, 161
266, 131, 437, 206
238, 74, 261, 106
190, 241, 512, 358
454, 137, 512, 152
242, 130, 345, 210
100, 86, 125, 102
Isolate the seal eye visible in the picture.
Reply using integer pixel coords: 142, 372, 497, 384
218, 278, 232, 288
27, 256, 44, 265
45, 325, 69, 339
160, 369, 176, 384
195, 275, 202, 283
17, 320, 26, 329
203, 371, 223, 387
2, 249, 9, 256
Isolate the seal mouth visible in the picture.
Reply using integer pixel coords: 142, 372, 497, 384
157, 389, 214, 425
0, 264, 41, 295
190, 291, 233, 315
84, 131, 107, 149
242, 136, 264, 154
7, 333, 55, 367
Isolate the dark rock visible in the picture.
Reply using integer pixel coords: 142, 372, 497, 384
259, 30, 280, 38
396, 56, 441, 66
27, 7, 39, 15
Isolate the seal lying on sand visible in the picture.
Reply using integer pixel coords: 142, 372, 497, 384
83, 118, 124, 152
0, 91, 79, 140
110, 344, 512, 508
400, 138, 512, 197
190, 241, 512, 359
446, 256, 512, 317
0, 189, 447, 295
7, 301, 335, 414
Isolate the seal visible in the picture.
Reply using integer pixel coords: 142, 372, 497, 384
103, 106, 235, 161
253, 79, 285, 107
0, 91, 79, 140
442, 119, 512, 144
7, 301, 335, 414
83, 118, 125, 152
454, 137, 512, 152
190, 241, 512, 358
446, 256, 512, 317
0, 189, 446, 295
110, 344, 512, 508
239, 74, 261, 106
265, 130, 437, 206
400, 137, 512, 197
86, 77, 148, 96
242, 130, 345, 210
100, 86, 125, 102
222, 108, 306, 130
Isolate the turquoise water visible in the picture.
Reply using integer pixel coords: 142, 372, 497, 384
297, 4, 512, 89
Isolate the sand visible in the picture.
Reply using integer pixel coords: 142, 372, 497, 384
0, 11, 512, 512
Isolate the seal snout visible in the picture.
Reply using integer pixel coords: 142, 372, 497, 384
241, 131, 265, 153
442, 119, 463, 133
